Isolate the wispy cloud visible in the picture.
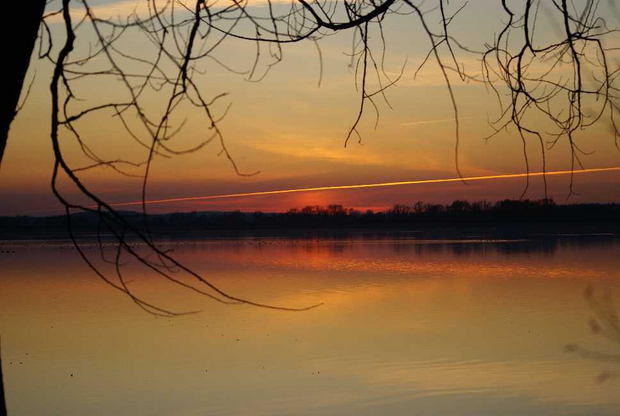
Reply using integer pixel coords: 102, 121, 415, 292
246, 133, 386, 166
400, 116, 479, 127
47, 0, 293, 22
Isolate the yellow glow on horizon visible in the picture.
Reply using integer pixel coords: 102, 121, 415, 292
109, 166, 620, 208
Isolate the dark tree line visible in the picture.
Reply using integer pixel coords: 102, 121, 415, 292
2, 200, 619, 234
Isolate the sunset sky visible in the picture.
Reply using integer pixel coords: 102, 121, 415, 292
1, 0, 619, 215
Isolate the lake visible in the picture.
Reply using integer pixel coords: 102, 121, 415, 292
1, 234, 619, 415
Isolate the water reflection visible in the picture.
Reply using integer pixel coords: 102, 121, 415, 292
0, 236, 619, 415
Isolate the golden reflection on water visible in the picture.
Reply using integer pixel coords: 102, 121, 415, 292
1, 237, 619, 415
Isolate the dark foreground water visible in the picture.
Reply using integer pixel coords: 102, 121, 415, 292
1, 235, 619, 415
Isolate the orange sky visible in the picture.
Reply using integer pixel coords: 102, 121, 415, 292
1, 0, 619, 215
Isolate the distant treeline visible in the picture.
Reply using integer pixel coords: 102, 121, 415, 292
1, 199, 619, 236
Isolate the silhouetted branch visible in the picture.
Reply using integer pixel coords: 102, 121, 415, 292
482, 0, 620, 197
565, 285, 620, 384
6, 0, 616, 312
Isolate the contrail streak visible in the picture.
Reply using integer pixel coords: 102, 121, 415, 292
109, 166, 620, 208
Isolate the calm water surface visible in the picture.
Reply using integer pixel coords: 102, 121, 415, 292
1, 235, 619, 415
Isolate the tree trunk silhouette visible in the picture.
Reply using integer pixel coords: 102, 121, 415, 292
0, 1, 46, 168
0, 336, 6, 416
